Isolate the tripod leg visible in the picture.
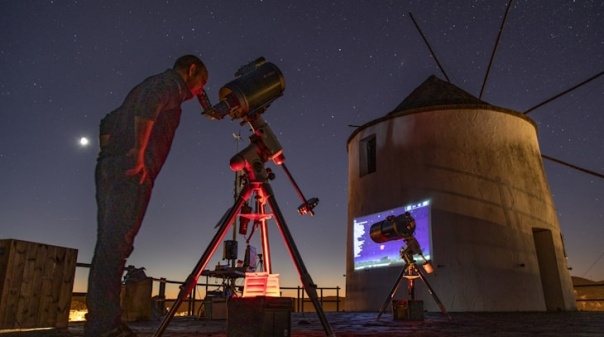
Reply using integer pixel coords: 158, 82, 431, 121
415, 265, 450, 319
376, 264, 408, 320
264, 183, 335, 337
152, 186, 253, 337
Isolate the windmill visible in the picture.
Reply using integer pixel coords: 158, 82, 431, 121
408, 0, 603, 272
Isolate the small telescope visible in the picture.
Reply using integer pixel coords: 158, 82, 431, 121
373, 211, 446, 320
200, 57, 285, 121
369, 211, 416, 244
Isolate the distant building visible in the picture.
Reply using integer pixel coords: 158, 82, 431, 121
345, 76, 576, 312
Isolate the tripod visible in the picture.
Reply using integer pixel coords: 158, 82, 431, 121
376, 236, 449, 320
153, 114, 335, 337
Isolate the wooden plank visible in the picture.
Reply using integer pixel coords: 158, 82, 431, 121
0, 240, 27, 329
16, 240, 39, 329
0, 239, 14, 328
56, 247, 77, 328
0, 240, 10, 299
36, 244, 57, 328
56, 245, 78, 328
42, 247, 62, 327
24, 243, 49, 328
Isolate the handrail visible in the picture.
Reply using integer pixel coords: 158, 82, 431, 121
74, 264, 343, 316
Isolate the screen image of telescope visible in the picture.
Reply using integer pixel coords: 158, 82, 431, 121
352, 200, 431, 270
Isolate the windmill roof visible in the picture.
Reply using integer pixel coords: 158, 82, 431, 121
389, 75, 490, 114
347, 75, 536, 148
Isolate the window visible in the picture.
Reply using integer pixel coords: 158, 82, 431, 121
360, 135, 376, 176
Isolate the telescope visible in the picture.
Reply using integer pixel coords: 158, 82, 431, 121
373, 211, 446, 320
200, 57, 285, 121
370, 211, 416, 244
369, 211, 427, 270
150, 57, 335, 337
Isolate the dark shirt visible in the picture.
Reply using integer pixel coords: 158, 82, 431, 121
99, 69, 193, 181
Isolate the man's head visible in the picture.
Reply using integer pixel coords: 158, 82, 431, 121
173, 55, 208, 96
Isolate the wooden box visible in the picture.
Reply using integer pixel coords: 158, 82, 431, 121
227, 296, 292, 337
203, 296, 227, 320
0, 239, 78, 330
392, 299, 424, 320
121, 277, 152, 322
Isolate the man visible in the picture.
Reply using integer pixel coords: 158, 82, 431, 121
85, 55, 208, 337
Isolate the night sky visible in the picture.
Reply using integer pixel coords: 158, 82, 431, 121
1, 1, 602, 296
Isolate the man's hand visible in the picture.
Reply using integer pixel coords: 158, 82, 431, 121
126, 117, 154, 184
126, 148, 148, 184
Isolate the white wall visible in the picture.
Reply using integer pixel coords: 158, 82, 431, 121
346, 106, 576, 312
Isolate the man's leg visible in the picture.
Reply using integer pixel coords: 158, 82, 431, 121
85, 156, 152, 336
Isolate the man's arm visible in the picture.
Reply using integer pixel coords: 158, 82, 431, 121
99, 134, 110, 149
126, 116, 154, 184
99, 111, 116, 150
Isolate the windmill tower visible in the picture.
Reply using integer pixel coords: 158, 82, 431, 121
346, 75, 576, 311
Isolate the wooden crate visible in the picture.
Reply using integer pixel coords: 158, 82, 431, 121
392, 299, 424, 321
0, 239, 78, 330
121, 277, 152, 322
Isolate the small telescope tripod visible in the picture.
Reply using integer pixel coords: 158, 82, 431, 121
377, 238, 449, 320
153, 115, 335, 337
